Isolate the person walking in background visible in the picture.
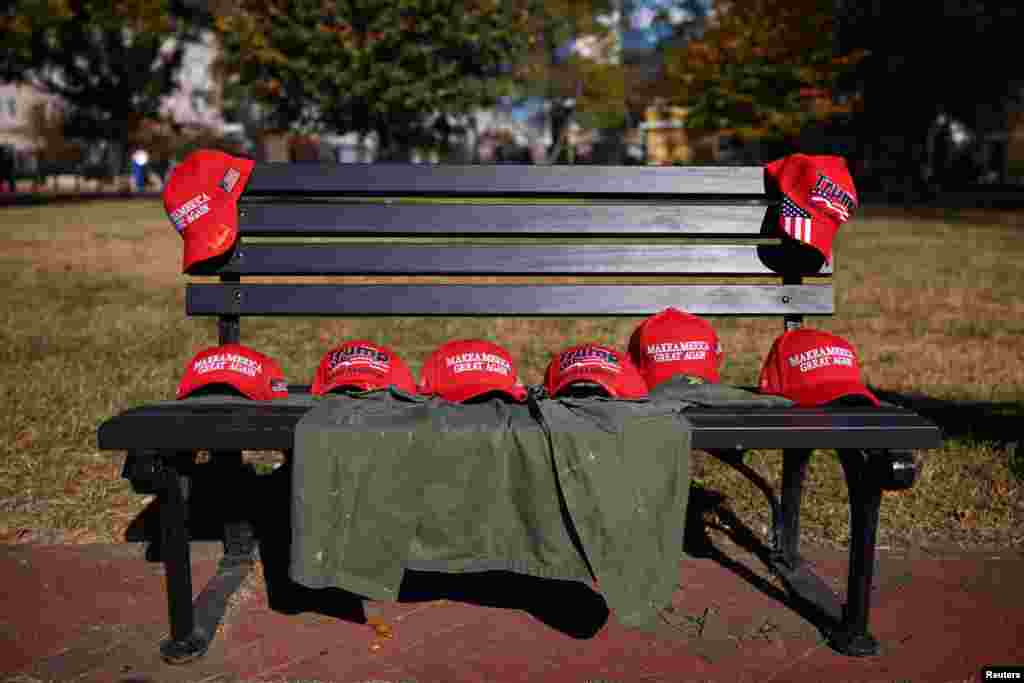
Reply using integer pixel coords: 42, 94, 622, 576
131, 148, 149, 192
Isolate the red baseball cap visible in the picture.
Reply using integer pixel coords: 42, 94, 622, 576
312, 340, 416, 395
545, 343, 649, 399
758, 328, 878, 407
177, 343, 288, 400
163, 149, 255, 274
418, 339, 528, 403
765, 154, 858, 263
628, 307, 723, 388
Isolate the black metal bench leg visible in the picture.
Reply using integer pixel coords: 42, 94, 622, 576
156, 457, 210, 664
832, 449, 882, 657
775, 448, 812, 569
214, 451, 257, 562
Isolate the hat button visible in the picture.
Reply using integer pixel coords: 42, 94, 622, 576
781, 295, 792, 304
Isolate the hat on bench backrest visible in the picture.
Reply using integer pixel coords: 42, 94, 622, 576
628, 307, 723, 388
419, 339, 528, 403
312, 340, 417, 395
177, 343, 288, 401
765, 154, 858, 264
545, 343, 648, 399
759, 328, 878, 407
163, 149, 255, 274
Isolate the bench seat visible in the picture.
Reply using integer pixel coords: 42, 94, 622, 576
100, 391, 940, 453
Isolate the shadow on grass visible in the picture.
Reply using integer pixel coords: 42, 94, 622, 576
869, 386, 1022, 449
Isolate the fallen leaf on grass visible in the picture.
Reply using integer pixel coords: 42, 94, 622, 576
952, 509, 976, 528
14, 429, 36, 449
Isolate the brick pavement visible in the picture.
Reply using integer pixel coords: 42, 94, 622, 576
2, 540, 1021, 683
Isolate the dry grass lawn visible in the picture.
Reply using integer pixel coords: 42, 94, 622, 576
0, 200, 1021, 552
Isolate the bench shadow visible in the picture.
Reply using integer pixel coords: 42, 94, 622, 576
125, 463, 611, 637
253, 463, 612, 638
125, 463, 847, 643
869, 386, 1023, 448
682, 483, 843, 639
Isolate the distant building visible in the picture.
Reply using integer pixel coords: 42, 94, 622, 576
640, 104, 741, 165
472, 98, 553, 164
1, 30, 240, 175
0, 82, 62, 173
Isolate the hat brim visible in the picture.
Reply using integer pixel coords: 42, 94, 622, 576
433, 383, 528, 403
790, 380, 879, 408
552, 376, 618, 399
318, 383, 391, 395
177, 368, 275, 401
643, 363, 719, 391
315, 373, 414, 395
551, 367, 648, 399
315, 379, 381, 395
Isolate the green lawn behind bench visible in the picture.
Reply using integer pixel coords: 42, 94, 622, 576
0, 200, 1021, 551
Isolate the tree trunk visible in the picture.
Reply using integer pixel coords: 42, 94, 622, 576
375, 127, 392, 162
376, 127, 414, 163
107, 139, 125, 190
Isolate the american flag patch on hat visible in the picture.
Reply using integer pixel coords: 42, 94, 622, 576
781, 196, 812, 244
220, 167, 241, 193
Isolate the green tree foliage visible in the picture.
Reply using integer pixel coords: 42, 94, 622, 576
519, 1, 619, 119
621, 0, 710, 113
522, 1, 706, 159
532, 2, 707, 128
0, 0, 205, 174
663, 0, 866, 140
214, 0, 544, 160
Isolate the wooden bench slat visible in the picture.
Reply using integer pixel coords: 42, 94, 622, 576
221, 244, 832, 277
187, 283, 833, 317
243, 163, 767, 196
97, 402, 943, 452
238, 202, 772, 236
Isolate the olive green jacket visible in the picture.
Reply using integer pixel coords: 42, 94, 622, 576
289, 381, 793, 630
289, 387, 695, 630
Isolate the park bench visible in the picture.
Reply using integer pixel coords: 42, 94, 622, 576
97, 162, 942, 664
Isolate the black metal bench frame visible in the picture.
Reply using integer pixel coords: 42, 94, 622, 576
98, 163, 942, 664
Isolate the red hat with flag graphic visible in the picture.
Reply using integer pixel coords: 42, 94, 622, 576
419, 339, 528, 403
758, 328, 878, 407
628, 307, 724, 388
545, 343, 649, 399
765, 154, 858, 264
312, 340, 417, 395
163, 149, 255, 274
177, 343, 288, 401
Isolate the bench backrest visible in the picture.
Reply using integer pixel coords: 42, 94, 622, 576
186, 164, 833, 345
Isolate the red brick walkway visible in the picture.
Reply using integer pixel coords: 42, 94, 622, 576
2, 541, 1020, 683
